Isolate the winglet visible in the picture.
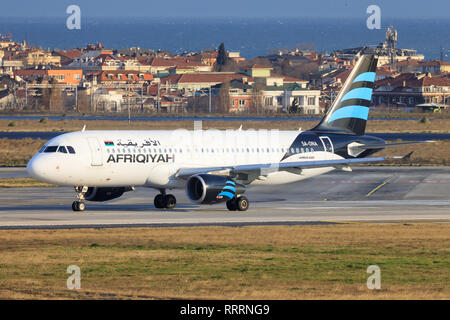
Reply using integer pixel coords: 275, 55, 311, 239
388, 151, 414, 163
402, 151, 414, 164
81, 125, 86, 132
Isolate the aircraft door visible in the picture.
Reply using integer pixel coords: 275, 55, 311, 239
86, 137, 103, 166
319, 136, 334, 154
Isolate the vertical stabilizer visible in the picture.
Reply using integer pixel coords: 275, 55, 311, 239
312, 54, 378, 135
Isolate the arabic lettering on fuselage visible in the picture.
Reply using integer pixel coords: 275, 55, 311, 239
116, 139, 161, 148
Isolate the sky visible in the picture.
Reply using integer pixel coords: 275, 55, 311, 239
1, 0, 449, 19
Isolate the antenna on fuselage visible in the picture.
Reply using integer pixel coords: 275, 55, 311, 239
81, 125, 86, 132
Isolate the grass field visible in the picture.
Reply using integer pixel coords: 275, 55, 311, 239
0, 177, 55, 188
0, 224, 448, 299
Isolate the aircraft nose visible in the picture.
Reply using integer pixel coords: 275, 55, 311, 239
27, 155, 47, 180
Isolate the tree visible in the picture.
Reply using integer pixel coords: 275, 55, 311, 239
217, 80, 230, 114
215, 42, 228, 71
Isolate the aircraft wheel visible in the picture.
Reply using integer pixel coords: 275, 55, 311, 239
226, 199, 238, 211
236, 196, 249, 211
165, 194, 177, 209
154, 194, 165, 209
72, 201, 85, 212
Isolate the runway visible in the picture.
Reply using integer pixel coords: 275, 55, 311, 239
0, 166, 449, 228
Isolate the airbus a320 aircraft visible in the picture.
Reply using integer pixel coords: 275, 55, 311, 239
27, 55, 424, 212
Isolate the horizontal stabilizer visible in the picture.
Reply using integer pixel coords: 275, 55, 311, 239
347, 140, 434, 157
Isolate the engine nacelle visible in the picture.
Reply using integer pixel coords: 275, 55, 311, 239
186, 174, 245, 204
84, 187, 132, 202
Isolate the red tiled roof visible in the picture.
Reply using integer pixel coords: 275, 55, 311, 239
375, 73, 450, 88
54, 49, 83, 59
160, 73, 254, 85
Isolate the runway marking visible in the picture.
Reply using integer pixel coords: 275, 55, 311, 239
365, 174, 397, 197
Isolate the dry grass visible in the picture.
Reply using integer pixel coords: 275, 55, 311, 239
376, 140, 450, 166
0, 138, 45, 166
0, 178, 55, 188
1, 118, 449, 133
0, 224, 448, 299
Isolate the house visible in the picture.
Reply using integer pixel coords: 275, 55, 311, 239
241, 64, 272, 78
0, 57, 23, 76
91, 70, 153, 84
150, 57, 212, 75
14, 68, 83, 85
160, 72, 252, 92
227, 51, 246, 63
373, 73, 450, 110
261, 83, 321, 114
11, 48, 61, 67
53, 49, 83, 66
396, 59, 450, 75
0, 89, 14, 109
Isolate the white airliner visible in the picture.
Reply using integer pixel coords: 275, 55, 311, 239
27, 55, 423, 211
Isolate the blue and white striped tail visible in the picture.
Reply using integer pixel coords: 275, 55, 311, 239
313, 55, 378, 136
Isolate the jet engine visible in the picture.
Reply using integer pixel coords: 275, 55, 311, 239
84, 187, 133, 202
186, 174, 245, 204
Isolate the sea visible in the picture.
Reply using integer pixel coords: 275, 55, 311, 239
0, 17, 449, 61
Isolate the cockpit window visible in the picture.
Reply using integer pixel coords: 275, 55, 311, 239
44, 146, 58, 153
58, 146, 67, 153
39, 145, 47, 153
67, 146, 76, 154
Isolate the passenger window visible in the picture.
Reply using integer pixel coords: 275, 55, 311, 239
44, 146, 58, 153
67, 146, 76, 154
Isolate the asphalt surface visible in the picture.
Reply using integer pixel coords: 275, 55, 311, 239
0, 166, 449, 229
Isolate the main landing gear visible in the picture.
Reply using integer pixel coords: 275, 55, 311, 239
154, 189, 177, 209
72, 186, 88, 212
226, 196, 249, 211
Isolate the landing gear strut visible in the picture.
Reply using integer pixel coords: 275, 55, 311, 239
226, 196, 249, 211
72, 186, 88, 212
154, 189, 177, 209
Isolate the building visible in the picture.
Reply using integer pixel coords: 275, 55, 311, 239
15, 68, 83, 85
150, 57, 212, 75
90, 70, 153, 84
261, 83, 320, 114
53, 49, 83, 66
396, 59, 450, 75
160, 72, 251, 92
372, 73, 450, 110
11, 48, 61, 67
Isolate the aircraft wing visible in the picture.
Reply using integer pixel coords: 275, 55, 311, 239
175, 156, 390, 179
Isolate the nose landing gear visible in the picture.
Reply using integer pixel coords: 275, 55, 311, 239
72, 186, 88, 212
